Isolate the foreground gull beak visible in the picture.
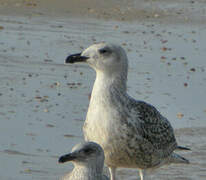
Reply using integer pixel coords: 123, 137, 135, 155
58, 153, 77, 163
65, 53, 89, 64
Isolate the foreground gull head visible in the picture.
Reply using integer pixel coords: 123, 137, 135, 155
65, 43, 190, 180
59, 141, 108, 180
65, 43, 128, 75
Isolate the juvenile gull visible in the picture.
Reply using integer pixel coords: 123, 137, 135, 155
58, 141, 109, 180
65, 43, 190, 180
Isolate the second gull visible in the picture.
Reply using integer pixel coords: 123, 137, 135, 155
58, 141, 109, 180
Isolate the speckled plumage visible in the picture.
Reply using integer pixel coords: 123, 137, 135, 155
65, 43, 189, 180
59, 142, 109, 180
61, 170, 109, 180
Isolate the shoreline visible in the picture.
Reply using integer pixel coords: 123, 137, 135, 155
0, 0, 206, 24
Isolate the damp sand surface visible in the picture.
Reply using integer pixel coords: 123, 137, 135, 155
0, 0, 206, 179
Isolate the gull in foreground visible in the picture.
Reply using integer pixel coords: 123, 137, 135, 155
65, 43, 190, 180
58, 141, 109, 180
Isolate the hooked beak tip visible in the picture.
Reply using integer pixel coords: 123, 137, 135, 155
58, 153, 76, 164
65, 53, 88, 64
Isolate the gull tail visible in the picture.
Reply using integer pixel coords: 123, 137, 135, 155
176, 146, 191, 151
170, 153, 190, 164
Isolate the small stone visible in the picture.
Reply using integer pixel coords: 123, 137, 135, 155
64, 134, 75, 138
190, 68, 196, 72
154, 14, 159, 18
46, 124, 55, 128
161, 47, 168, 51
177, 113, 184, 119
161, 56, 167, 60
44, 109, 49, 112
54, 82, 60, 86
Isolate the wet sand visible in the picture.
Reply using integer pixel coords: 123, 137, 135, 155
0, 0, 206, 23
0, 0, 206, 180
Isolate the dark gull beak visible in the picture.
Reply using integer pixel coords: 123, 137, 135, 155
65, 53, 89, 64
58, 153, 77, 163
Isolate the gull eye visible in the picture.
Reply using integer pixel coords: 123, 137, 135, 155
99, 48, 110, 54
83, 148, 93, 154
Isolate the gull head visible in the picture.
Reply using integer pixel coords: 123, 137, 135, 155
58, 141, 105, 166
65, 43, 128, 75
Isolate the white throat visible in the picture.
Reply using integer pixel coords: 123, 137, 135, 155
92, 69, 127, 97
71, 162, 103, 180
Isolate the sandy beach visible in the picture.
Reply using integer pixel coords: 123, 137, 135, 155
0, 0, 206, 23
0, 0, 206, 179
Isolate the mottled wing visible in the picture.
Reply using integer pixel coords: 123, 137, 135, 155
131, 100, 177, 157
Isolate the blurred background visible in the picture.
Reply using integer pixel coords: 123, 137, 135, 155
0, 0, 206, 179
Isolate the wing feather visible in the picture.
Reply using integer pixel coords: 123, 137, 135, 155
129, 100, 177, 157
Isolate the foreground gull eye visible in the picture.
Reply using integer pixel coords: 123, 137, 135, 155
83, 148, 93, 154
99, 48, 110, 54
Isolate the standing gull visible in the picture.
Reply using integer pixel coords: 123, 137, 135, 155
58, 141, 109, 180
65, 43, 190, 180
